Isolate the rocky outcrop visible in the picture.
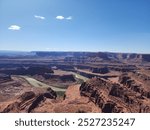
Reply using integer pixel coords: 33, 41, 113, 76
80, 78, 125, 113
79, 78, 150, 113
109, 84, 125, 98
45, 87, 57, 99
28, 88, 57, 113
20, 91, 36, 102
2, 102, 20, 113
102, 101, 123, 113
91, 67, 109, 74
28, 95, 44, 113
43, 74, 76, 82
118, 74, 150, 98
2, 88, 57, 113
59, 75, 76, 82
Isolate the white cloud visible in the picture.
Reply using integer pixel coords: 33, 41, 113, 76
66, 16, 72, 20
56, 16, 65, 20
8, 25, 21, 31
34, 15, 45, 20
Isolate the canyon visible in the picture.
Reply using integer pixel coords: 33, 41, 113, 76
0, 51, 150, 113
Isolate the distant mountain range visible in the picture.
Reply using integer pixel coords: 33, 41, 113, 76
0, 50, 35, 56
34, 51, 150, 62
0, 50, 150, 62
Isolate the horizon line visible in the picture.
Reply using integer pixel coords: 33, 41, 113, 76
0, 50, 149, 55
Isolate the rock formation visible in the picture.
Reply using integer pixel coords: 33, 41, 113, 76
119, 74, 150, 99
43, 74, 76, 82
2, 88, 57, 113
79, 78, 150, 113
91, 67, 109, 74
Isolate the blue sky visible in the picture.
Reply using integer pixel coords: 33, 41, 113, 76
0, 0, 150, 53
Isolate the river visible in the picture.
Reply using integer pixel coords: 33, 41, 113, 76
17, 71, 88, 93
